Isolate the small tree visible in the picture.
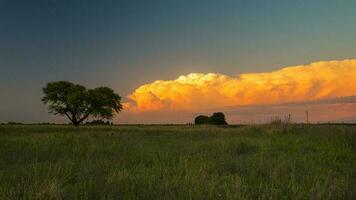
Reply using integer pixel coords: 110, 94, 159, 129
210, 112, 228, 125
42, 81, 122, 126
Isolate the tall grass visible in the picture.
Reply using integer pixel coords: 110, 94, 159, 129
0, 125, 355, 199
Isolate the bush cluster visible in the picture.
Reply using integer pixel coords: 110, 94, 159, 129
194, 112, 228, 125
85, 120, 113, 125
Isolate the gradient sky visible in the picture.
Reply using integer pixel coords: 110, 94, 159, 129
1, 0, 356, 123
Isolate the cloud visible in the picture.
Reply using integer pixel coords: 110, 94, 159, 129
125, 59, 356, 113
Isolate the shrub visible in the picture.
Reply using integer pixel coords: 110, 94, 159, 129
194, 115, 212, 125
85, 120, 113, 125
194, 112, 228, 125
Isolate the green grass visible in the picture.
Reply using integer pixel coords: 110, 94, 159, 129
0, 124, 355, 199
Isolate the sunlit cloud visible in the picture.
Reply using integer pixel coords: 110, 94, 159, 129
125, 59, 356, 113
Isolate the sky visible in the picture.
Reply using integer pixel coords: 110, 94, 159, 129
1, 0, 356, 124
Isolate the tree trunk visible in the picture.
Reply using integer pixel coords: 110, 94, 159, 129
78, 113, 90, 125
71, 117, 80, 127
65, 111, 89, 127
70, 112, 80, 127
73, 121, 80, 127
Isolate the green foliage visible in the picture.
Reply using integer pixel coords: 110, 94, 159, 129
0, 125, 354, 199
42, 81, 122, 126
195, 112, 228, 125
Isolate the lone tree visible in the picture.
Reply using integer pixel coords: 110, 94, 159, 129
42, 81, 122, 126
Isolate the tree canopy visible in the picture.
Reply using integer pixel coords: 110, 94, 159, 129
42, 81, 122, 126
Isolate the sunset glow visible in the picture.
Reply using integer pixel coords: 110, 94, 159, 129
126, 59, 356, 112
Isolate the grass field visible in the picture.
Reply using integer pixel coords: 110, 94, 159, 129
0, 124, 355, 199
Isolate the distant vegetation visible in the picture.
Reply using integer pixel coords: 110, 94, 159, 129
85, 119, 113, 126
195, 112, 228, 125
5, 122, 23, 125
0, 125, 354, 199
42, 81, 122, 126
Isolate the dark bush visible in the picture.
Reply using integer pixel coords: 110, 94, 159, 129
7, 122, 23, 125
85, 120, 113, 125
194, 115, 212, 125
194, 112, 228, 125
210, 112, 228, 125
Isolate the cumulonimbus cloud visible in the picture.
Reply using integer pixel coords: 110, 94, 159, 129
125, 59, 356, 112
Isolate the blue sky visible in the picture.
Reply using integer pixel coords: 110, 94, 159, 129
1, 0, 356, 123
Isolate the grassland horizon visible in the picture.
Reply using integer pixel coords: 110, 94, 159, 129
0, 124, 355, 199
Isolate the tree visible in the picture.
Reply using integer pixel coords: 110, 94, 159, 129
210, 112, 228, 125
42, 81, 122, 126
194, 115, 212, 125
194, 112, 228, 125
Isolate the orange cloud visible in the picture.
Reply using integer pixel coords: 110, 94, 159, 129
125, 59, 356, 112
